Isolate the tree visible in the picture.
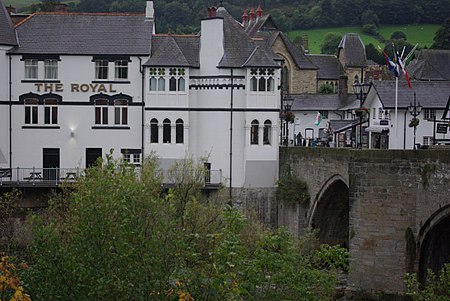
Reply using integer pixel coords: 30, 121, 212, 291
431, 18, 450, 49
391, 31, 407, 40
366, 43, 385, 65
318, 83, 335, 94
320, 32, 343, 55
361, 9, 379, 27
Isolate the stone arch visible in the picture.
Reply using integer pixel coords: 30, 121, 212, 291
417, 204, 450, 282
308, 174, 349, 247
276, 52, 294, 94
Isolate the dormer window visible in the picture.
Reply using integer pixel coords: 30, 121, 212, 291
249, 68, 275, 92
115, 60, 128, 80
95, 60, 108, 80
44, 59, 58, 79
24, 60, 38, 79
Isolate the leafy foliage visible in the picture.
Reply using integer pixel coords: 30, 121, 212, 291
405, 264, 450, 301
318, 83, 334, 94
277, 166, 310, 206
0, 255, 31, 301
22, 154, 341, 300
391, 31, 407, 40
432, 18, 450, 49
320, 32, 343, 55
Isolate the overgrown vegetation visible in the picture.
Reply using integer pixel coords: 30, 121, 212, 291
420, 163, 436, 190
12, 154, 347, 300
277, 166, 310, 206
405, 264, 450, 301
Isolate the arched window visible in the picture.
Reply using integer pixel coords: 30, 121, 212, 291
114, 99, 128, 125
258, 78, 266, 91
149, 77, 157, 91
44, 98, 58, 125
334, 82, 338, 93
267, 77, 274, 91
158, 77, 165, 92
24, 98, 39, 124
163, 118, 171, 143
263, 120, 272, 145
169, 77, 177, 91
250, 119, 259, 145
150, 118, 158, 143
176, 119, 184, 143
282, 66, 289, 93
354, 75, 359, 83
250, 77, 257, 91
178, 77, 185, 91
95, 99, 108, 125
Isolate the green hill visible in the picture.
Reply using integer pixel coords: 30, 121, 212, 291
288, 24, 439, 54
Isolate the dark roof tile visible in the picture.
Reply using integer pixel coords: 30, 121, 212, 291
145, 35, 199, 67
307, 54, 341, 79
0, 0, 17, 46
338, 33, 367, 68
407, 49, 450, 81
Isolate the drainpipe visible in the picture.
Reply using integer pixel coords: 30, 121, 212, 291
403, 110, 407, 149
139, 57, 145, 160
229, 68, 234, 205
9, 55, 12, 171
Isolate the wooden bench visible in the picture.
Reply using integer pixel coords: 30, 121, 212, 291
0, 168, 11, 178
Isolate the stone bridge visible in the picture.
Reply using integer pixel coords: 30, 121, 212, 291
277, 148, 450, 295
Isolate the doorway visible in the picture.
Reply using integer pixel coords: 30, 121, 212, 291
43, 148, 60, 181
86, 148, 102, 168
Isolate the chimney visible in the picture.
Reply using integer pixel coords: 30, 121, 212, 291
242, 9, 248, 26
249, 7, 255, 21
339, 75, 348, 100
53, 3, 68, 13
6, 5, 16, 14
302, 34, 309, 53
146, 1, 154, 19
256, 4, 262, 18
207, 6, 217, 18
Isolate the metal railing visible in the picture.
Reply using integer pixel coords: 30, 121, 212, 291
0, 167, 223, 187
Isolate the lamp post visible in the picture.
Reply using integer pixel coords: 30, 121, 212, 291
282, 95, 294, 146
407, 92, 422, 150
352, 81, 370, 148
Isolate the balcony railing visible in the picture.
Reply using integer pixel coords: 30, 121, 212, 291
0, 167, 223, 188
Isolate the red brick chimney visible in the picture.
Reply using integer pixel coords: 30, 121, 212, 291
249, 7, 255, 21
256, 4, 262, 18
207, 6, 217, 18
54, 3, 68, 13
242, 9, 248, 25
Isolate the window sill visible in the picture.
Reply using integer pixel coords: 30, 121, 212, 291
21, 80, 61, 83
92, 126, 130, 130
92, 80, 131, 84
22, 125, 60, 129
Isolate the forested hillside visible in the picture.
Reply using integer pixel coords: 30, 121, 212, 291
15, 0, 450, 34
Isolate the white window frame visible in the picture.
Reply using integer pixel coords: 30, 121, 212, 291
24, 59, 38, 79
94, 99, 109, 125
114, 99, 128, 125
95, 60, 109, 80
263, 120, 272, 145
44, 59, 58, 79
24, 98, 39, 124
44, 99, 58, 125
423, 109, 435, 120
249, 68, 275, 93
114, 60, 128, 80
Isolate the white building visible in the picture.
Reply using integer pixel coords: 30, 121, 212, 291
0, 0, 281, 188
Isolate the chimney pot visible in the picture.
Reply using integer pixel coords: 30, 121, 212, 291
6, 5, 16, 14
256, 4, 262, 18
146, 1, 154, 19
242, 9, 248, 24
249, 7, 255, 21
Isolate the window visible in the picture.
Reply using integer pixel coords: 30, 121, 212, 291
372, 108, 376, 119
149, 77, 157, 91
319, 110, 328, 119
150, 118, 158, 143
44, 60, 58, 79
263, 120, 272, 145
250, 68, 275, 92
44, 99, 58, 124
178, 77, 185, 91
378, 108, 383, 119
282, 66, 289, 93
114, 60, 128, 80
95, 60, 108, 79
169, 77, 177, 91
95, 99, 108, 125
423, 109, 435, 120
423, 136, 433, 146
114, 99, 128, 125
250, 120, 259, 145
163, 119, 171, 143
133, 154, 141, 164
122, 150, 141, 165
24, 98, 39, 124
158, 77, 166, 91
24, 59, 38, 79
176, 119, 184, 144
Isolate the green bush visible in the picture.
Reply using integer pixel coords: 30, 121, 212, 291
22, 155, 341, 301
277, 167, 310, 206
405, 264, 450, 301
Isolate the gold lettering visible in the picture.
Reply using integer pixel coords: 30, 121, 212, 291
44, 83, 53, 92
80, 84, 89, 92
55, 83, 63, 92
71, 83, 79, 92
98, 84, 107, 93
89, 83, 98, 92
34, 83, 43, 92
109, 84, 116, 93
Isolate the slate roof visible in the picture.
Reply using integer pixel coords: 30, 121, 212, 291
291, 94, 343, 111
144, 35, 199, 67
406, 49, 450, 81
0, 0, 17, 46
370, 81, 450, 109
338, 33, 367, 68
216, 6, 279, 68
11, 13, 153, 55
278, 33, 317, 70
307, 54, 341, 80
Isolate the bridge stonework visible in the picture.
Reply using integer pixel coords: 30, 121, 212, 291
279, 148, 450, 295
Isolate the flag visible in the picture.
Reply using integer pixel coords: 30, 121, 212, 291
382, 49, 399, 77
314, 112, 322, 126
395, 48, 412, 89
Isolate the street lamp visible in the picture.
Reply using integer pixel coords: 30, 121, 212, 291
352, 81, 370, 148
282, 95, 294, 146
407, 92, 422, 150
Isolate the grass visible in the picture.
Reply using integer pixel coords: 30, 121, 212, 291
4, 0, 75, 9
288, 24, 439, 54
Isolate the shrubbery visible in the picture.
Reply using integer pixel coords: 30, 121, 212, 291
20, 154, 346, 300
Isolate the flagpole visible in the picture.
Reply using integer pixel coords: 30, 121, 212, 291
395, 77, 398, 149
